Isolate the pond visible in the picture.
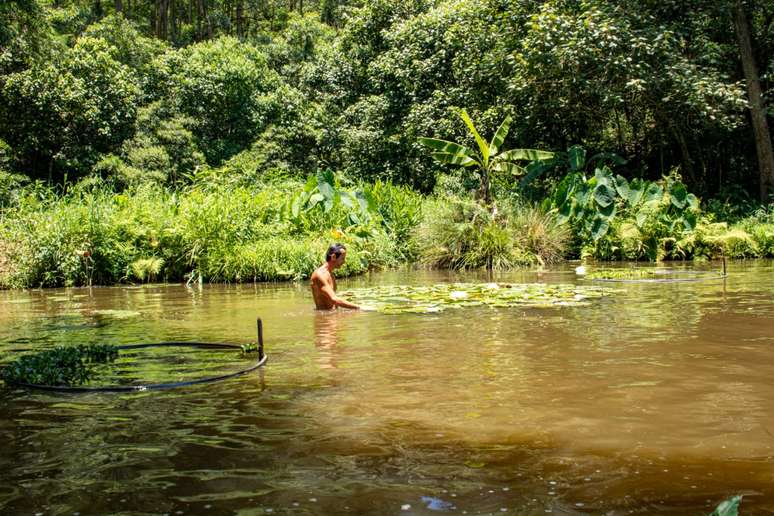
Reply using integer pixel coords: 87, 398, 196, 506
1, 261, 773, 514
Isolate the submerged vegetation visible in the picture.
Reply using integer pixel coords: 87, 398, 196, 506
1, 344, 119, 386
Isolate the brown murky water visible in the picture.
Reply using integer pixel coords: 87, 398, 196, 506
1, 261, 773, 515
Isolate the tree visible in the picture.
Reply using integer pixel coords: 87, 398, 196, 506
0, 39, 140, 179
734, 0, 774, 202
419, 109, 553, 208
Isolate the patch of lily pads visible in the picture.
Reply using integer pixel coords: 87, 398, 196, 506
585, 268, 725, 282
340, 282, 614, 314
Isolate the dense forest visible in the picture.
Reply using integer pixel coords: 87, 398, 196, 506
1, 0, 774, 287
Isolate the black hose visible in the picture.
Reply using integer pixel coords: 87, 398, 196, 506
3, 318, 268, 393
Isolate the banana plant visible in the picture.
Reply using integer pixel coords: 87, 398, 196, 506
418, 109, 554, 209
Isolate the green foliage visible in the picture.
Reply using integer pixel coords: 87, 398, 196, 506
341, 282, 612, 314
709, 495, 742, 516
2, 344, 119, 386
0, 39, 140, 178
79, 14, 167, 98
153, 36, 283, 164
0, 0, 55, 75
0, 177, 414, 288
417, 198, 568, 270
419, 109, 554, 206
550, 166, 701, 260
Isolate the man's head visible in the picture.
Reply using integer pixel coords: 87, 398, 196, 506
325, 243, 347, 268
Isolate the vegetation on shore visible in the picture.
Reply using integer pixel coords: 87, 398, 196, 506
1, 0, 774, 288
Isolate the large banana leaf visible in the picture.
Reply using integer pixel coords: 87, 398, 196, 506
417, 137, 476, 159
497, 149, 555, 162
489, 115, 512, 156
492, 161, 526, 175
459, 109, 490, 165
431, 151, 479, 167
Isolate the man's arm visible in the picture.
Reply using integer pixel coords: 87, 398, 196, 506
320, 283, 360, 310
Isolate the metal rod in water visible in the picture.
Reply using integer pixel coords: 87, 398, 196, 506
257, 317, 264, 361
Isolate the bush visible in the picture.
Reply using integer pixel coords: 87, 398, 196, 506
416, 198, 566, 270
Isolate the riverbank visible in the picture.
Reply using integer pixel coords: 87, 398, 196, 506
1, 176, 773, 289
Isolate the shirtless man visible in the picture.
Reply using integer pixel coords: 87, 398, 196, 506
310, 243, 360, 310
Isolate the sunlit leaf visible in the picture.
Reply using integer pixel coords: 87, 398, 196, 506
593, 182, 616, 208
568, 144, 586, 171
459, 109, 490, 165
489, 115, 512, 156
709, 495, 742, 516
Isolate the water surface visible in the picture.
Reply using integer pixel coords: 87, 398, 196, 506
1, 261, 773, 514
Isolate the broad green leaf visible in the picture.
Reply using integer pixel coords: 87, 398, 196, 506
635, 209, 648, 228
614, 174, 630, 200
418, 137, 476, 159
709, 495, 742, 516
594, 166, 614, 185
627, 183, 644, 206
340, 192, 354, 209
644, 183, 663, 204
686, 193, 699, 211
308, 192, 324, 209
553, 174, 576, 207
291, 194, 302, 219
431, 151, 479, 167
519, 160, 553, 189
575, 184, 591, 207
489, 115, 512, 156
318, 180, 335, 202
598, 201, 616, 219
669, 182, 688, 209
557, 202, 572, 224
591, 216, 610, 241
459, 109, 490, 165
568, 145, 586, 171
593, 182, 616, 208
682, 211, 697, 231
317, 169, 335, 188
492, 161, 525, 176
498, 149, 555, 162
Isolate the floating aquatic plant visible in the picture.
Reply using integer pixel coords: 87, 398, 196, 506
340, 282, 613, 314
1, 344, 119, 386
585, 269, 662, 280
585, 268, 725, 282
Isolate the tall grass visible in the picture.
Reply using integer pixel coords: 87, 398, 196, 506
416, 199, 570, 270
0, 177, 418, 288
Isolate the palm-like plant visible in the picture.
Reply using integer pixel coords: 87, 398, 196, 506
419, 109, 554, 209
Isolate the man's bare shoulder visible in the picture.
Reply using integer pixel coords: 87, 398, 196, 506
311, 266, 331, 284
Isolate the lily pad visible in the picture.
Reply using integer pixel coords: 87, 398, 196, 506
92, 309, 142, 319
340, 283, 612, 314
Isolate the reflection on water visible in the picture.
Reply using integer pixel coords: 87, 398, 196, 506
1, 261, 774, 514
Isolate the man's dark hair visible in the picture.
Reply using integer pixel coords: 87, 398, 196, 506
326, 243, 346, 262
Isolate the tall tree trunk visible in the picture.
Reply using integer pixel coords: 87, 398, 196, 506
196, 0, 203, 39
734, 0, 774, 202
170, 0, 177, 42
115, 0, 123, 13
156, 0, 169, 39
236, 0, 243, 37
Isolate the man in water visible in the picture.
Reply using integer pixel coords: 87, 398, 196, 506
310, 243, 361, 310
